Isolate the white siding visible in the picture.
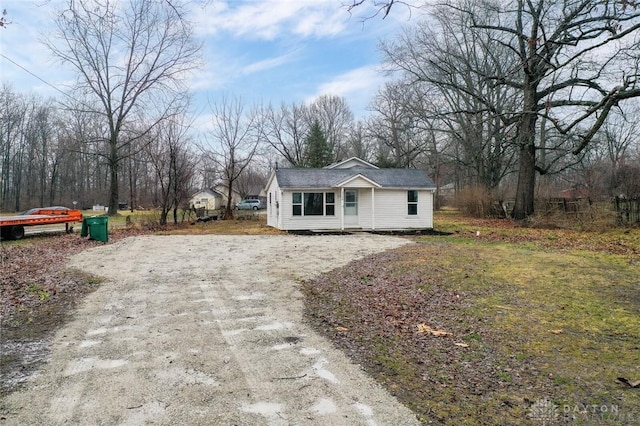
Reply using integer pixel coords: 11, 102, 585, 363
278, 189, 341, 231
372, 190, 433, 229
190, 191, 222, 210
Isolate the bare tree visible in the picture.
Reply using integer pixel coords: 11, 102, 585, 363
0, 89, 66, 211
471, 0, 640, 218
146, 114, 196, 226
359, 0, 640, 218
367, 81, 429, 167
45, 0, 201, 215
0, 86, 27, 211
261, 102, 309, 167
234, 166, 268, 199
600, 103, 640, 195
306, 95, 354, 161
204, 97, 262, 219
379, 3, 520, 188
344, 120, 375, 162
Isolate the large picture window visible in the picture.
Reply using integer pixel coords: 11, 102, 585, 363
407, 190, 418, 215
304, 193, 324, 215
292, 192, 335, 216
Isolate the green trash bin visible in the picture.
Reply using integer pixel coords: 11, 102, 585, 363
81, 215, 109, 242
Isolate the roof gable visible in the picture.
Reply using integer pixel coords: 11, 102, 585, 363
335, 174, 382, 188
325, 157, 379, 169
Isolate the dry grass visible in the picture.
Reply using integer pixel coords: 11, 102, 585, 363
153, 216, 284, 235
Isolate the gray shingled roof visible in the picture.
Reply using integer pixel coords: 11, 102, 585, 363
275, 167, 436, 189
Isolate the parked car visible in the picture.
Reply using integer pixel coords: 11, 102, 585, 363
235, 199, 263, 210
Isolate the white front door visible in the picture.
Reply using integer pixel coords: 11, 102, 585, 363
344, 189, 359, 227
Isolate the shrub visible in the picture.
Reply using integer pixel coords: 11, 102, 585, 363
452, 186, 507, 218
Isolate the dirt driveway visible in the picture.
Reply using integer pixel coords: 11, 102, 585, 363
1, 234, 421, 425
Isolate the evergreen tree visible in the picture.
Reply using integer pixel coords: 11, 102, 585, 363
304, 120, 332, 167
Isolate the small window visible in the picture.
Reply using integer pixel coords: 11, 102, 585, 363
325, 192, 335, 216
293, 192, 302, 216
408, 190, 418, 215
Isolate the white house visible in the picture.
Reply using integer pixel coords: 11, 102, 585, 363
189, 188, 224, 211
265, 157, 437, 231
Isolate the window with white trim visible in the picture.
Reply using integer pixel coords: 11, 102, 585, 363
292, 192, 302, 216
407, 190, 418, 215
291, 192, 335, 216
325, 192, 335, 216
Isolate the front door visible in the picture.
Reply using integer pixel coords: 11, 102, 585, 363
344, 189, 359, 227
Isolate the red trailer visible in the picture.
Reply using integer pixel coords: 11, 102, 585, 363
0, 207, 83, 240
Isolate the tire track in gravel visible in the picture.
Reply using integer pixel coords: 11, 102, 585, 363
1, 234, 421, 426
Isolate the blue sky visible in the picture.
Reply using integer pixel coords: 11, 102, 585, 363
0, 0, 416, 128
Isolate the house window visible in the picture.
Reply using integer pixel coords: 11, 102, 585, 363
292, 192, 334, 216
407, 190, 418, 215
325, 192, 335, 216
201, 198, 208, 203
292, 192, 302, 216
304, 193, 324, 215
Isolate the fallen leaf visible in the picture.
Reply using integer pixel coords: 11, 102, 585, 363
417, 323, 452, 337
454, 342, 469, 348
617, 377, 640, 388
335, 326, 349, 332
548, 329, 563, 334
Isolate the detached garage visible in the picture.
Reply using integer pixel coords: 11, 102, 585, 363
265, 157, 436, 232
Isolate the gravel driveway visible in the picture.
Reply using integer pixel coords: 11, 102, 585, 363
1, 234, 420, 425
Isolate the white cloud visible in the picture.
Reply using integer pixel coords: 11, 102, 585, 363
309, 65, 387, 117
312, 64, 384, 98
242, 50, 300, 75
188, 67, 228, 91
194, 0, 349, 40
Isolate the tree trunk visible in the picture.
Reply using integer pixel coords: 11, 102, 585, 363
512, 141, 536, 219
108, 139, 119, 216
511, 72, 539, 220
225, 178, 235, 220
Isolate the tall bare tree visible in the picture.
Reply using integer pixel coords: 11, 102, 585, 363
307, 95, 354, 161
379, 3, 520, 188
359, 0, 640, 218
475, 0, 640, 218
146, 114, 196, 226
45, 0, 201, 215
261, 102, 309, 167
204, 97, 262, 219
368, 81, 430, 167
0, 86, 27, 211
344, 120, 375, 162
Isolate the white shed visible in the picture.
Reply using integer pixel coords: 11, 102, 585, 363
265, 158, 436, 231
